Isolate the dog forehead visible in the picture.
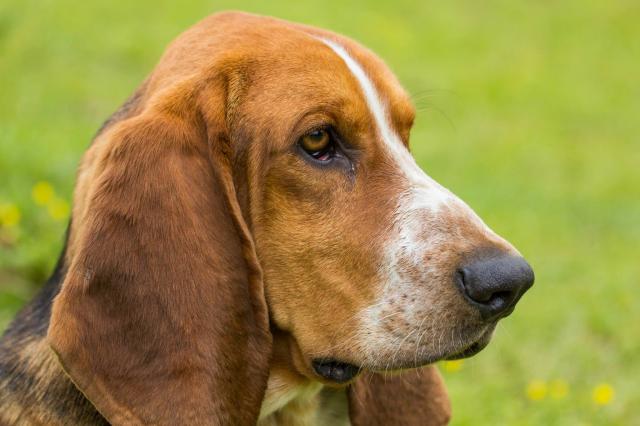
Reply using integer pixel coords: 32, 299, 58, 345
250, 32, 414, 145
150, 12, 416, 172
306, 34, 414, 128
217, 14, 413, 118
152, 12, 414, 134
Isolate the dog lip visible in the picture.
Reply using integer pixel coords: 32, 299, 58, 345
445, 339, 489, 360
312, 359, 360, 383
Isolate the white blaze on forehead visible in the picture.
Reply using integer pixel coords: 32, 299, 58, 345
319, 38, 454, 209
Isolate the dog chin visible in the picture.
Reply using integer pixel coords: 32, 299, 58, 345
310, 325, 496, 382
371, 324, 497, 370
444, 326, 495, 360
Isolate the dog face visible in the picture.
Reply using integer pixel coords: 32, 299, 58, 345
230, 24, 534, 381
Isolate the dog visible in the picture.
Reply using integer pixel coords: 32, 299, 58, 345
0, 12, 534, 425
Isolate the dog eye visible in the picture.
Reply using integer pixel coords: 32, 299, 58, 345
299, 129, 335, 161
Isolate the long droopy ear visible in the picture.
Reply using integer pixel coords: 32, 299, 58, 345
348, 366, 451, 425
47, 82, 271, 424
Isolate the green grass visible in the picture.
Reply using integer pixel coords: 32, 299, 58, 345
1, 0, 638, 424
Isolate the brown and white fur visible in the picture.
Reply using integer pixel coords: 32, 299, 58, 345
0, 12, 533, 425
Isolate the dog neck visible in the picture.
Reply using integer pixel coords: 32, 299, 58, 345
258, 366, 323, 424
258, 329, 350, 425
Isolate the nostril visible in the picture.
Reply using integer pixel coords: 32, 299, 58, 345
457, 268, 481, 301
457, 268, 467, 290
485, 291, 513, 312
458, 268, 510, 304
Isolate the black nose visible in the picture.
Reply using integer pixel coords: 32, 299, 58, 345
458, 255, 534, 321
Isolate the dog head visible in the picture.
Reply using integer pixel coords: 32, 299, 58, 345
47, 12, 532, 424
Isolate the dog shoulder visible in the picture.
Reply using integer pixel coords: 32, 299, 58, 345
0, 251, 107, 425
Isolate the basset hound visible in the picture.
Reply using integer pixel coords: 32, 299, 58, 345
0, 11, 534, 425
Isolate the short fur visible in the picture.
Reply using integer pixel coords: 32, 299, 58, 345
0, 11, 529, 425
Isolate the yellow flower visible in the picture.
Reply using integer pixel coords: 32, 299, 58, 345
592, 383, 614, 406
47, 198, 70, 221
0, 203, 21, 227
32, 181, 55, 205
549, 379, 569, 400
0, 224, 21, 245
526, 380, 547, 401
442, 360, 464, 372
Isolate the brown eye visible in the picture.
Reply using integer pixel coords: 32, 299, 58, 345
300, 129, 335, 161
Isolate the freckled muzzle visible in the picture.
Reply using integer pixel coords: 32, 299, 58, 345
456, 251, 535, 322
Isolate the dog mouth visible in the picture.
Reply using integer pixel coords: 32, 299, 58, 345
445, 341, 487, 360
312, 359, 360, 383
311, 326, 495, 380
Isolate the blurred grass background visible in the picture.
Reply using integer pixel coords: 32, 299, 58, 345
1, 0, 638, 424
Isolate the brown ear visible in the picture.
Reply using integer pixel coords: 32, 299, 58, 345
348, 366, 451, 425
47, 90, 271, 424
